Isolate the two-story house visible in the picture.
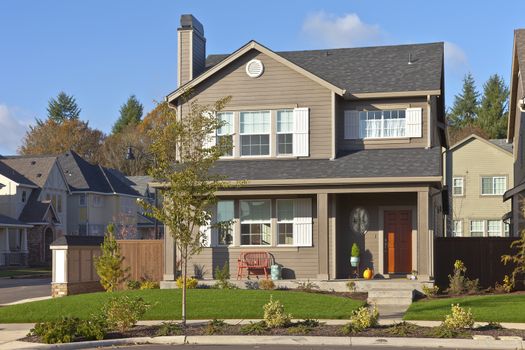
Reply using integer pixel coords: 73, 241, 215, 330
161, 15, 447, 282
446, 134, 513, 237
505, 29, 525, 236
57, 150, 143, 237
0, 155, 65, 265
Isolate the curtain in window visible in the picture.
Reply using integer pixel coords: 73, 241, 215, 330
481, 178, 493, 194
493, 178, 506, 194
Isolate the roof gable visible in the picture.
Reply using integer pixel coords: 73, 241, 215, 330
450, 134, 513, 155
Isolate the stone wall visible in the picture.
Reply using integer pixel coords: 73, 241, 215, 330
51, 281, 103, 297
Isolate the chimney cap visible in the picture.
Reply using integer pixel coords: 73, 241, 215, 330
180, 14, 204, 36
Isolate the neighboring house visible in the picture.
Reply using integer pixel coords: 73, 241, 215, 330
57, 150, 143, 238
446, 135, 513, 237
505, 29, 525, 236
127, 175, 163, 239
0, 156, 66, 265
161, 15, 447, 282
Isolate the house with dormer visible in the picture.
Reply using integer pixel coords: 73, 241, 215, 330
160, 15, 447, 282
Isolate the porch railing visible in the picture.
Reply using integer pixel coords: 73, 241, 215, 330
3, 252, 28, 266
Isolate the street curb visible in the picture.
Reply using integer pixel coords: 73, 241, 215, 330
1, 296, 52, 307
14, 335, 525, 349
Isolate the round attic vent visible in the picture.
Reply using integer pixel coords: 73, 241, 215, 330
246, 59, 264, 78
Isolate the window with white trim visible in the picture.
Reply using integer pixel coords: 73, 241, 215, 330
481, 176, 506, 195
217, 200, 234, 246
277, 110, 293, 155
452, 220, 462, 237
240, 200, 271, 245
470, 220, 484, 237
504, 222, 510, 236
452, 177, 464, 196
93, 195, 103, 207
487, 220, 502, 237
217, 112, 233, 157
359, 109, 406, 139
240, 111, 270, 156
277, 199, 294, 245
89, 224, 105, 236
79, 194, 87, 207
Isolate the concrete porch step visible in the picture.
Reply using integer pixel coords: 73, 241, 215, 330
368, 297, 413, 306
368, 289, 414, 299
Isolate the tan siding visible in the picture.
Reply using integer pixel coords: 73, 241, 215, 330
336, 96, 429, 151
178, 30, 191, 85
180, 50, 333, 159
449, 138, 513, 236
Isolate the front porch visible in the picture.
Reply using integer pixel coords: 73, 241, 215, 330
0, 225, 30, 267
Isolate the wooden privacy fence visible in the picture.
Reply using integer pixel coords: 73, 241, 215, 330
119, 240, 163, 282
51, 236, 163, 297
434, 237, 517, 289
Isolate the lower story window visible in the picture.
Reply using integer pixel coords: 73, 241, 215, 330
217, 200, 234, 246
240, 200, 271, 245
241, 135, 270, 156
241, 223, 271, 245
487, 220, 502, 237
452, 220, 462, 237
470, 220, 484, 237
277, 199, 294, 245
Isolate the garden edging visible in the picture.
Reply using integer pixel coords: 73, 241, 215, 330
12, 335, 525, 350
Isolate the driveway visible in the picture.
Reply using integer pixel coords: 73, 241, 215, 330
0, 278, 50, 305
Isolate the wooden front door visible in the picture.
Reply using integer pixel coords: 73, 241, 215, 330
385, 210, 412, 274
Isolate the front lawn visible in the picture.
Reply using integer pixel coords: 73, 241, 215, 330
404, 294, 525, 323
0, 289, 364, 323
0, 267, 51, 278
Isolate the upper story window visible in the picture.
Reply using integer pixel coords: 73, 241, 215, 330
481, 176, 506, 195
452, 177, 464, 196
277, 110, 293, 155
93, 195, 103, 207
79, 194, 87, 207
21, 191, 26, 203
344, 108, 422, 140
240, 111, 270, 156
217, 112, 233, 157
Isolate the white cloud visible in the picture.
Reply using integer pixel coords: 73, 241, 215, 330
0, 105, 30, 154
444, 41, 468, 71
302, 12, 384, 48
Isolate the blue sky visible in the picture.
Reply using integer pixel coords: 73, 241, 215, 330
0, 0, 522, 154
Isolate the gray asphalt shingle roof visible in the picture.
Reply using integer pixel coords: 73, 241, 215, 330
210, 147, 441, 181
0, 213, 31, 227
0, 156, 57, 188
489, 139, 513, 153
18, 190, 53, 223
205, 42, 443, 94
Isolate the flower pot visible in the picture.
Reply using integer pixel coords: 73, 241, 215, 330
350, 256, 360, 267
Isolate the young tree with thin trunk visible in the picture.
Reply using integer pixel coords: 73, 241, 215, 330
140, 97, 238, 326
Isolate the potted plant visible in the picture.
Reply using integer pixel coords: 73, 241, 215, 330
350, 243, 360, 267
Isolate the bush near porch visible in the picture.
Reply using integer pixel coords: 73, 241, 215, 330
404, 293, 525, 323
0, 289, 364, 323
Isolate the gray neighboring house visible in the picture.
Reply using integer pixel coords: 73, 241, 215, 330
161, 15, 447, 283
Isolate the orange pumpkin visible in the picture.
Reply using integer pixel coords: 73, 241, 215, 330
363, 268, 373, 280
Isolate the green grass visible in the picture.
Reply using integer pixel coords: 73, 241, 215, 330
404, 294, 525, 323
0, 289, 364, 323
0, 267, 51, 278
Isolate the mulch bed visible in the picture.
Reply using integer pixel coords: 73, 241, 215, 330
21, 322, 525, 344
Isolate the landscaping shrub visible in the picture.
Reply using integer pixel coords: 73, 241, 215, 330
422, 285, 439, 298
477, 322, 503, 331
287, 324, 312, 334
204, 319, 226, 335
176, 276, 198, 289
294, 279, 320, 292
494, 275, 513, 294
387, 321, 418, 337
244, 281, 259, 289
263, 296, 292, 328
76, 314, 108, 341
342, 306, 379, 334
443, 304, 474, 330
240, 321, 268, 335
296, 319, 320, 328
104, 295, 150, 332
502, 230, 525, 289
29, 317, 80, 344
156, 321, 183, 336
94, 224, 130, 292
126, 280, 141, 290
446, 260, 479, 295
431, 324, 464, 338
259, 279, 275, 290
140, 280, 160, 290
214, 263, 237, 289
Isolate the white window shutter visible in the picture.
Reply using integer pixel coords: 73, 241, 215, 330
203, 111, 217, 149
293, 198, 312, 247
406, 108, 422, 138
293, 107, 309, 157
344, 110, 360, 139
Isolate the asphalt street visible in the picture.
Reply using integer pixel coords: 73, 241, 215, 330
0, 277, 50, 304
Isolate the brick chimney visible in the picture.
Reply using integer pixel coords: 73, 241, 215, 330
178, 14, 206, 87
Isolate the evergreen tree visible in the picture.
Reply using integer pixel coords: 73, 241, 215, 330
476, 74, 509, 139
46, 91, 81, 123
112, 95, 144, 134
448, 73, 479, 128
94, 224, 129, 292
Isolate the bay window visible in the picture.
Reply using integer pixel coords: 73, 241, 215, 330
240, 200, 271, 245
217, 200, 234, 245
217, 112, 233, 157
359, 109, 406, 139
240, 111, 270, 156
277, 110, 293, 155
277, 199, 294, 245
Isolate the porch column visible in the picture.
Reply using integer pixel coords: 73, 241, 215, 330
317, 193, 330, 280
417, 189, 431, 279
163, 226, 177, 281
21, 228, 28, 253
1, 228, 9, 266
